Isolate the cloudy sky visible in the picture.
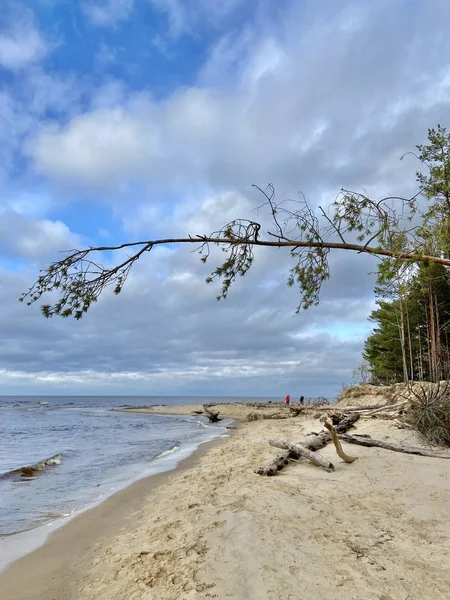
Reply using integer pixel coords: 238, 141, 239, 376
1, 0, 449, 398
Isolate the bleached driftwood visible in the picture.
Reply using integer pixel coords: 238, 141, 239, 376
393, 419, 413, 430
323, 420, 358, 463
268, 439, 334, 472
289, 406, 306, 417
307, 400, 408, 415
338, 433, 450, 459
255, 412, 360, 476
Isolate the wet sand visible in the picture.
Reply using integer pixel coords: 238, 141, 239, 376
0, 434, 227, 600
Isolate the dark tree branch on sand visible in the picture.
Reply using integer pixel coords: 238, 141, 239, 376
338, 433, 450, 458
203, 405, 221, 423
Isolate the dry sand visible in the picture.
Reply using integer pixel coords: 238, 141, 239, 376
2, 405, 450, 600
119, 402, 290, 420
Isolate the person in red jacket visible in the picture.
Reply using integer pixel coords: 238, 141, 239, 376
285, 394, 290, 405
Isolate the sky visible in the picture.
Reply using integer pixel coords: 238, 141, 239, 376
1, 0, 450, 398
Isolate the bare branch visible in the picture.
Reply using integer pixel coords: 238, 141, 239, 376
20, 186, 450, 319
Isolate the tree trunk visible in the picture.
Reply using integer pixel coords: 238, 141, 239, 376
428, 285, 438, 382
398, 297, 409, 382
405, 300, 414, 381
268, 439, 334, 472
255, 413, 360, 476
434, 290, 442, 381
338, 433, 450, 459
418, 325, 424, 381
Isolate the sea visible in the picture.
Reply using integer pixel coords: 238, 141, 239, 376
0, 394, 273, 572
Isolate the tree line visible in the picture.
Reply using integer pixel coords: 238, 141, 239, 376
364, 126, 450, 383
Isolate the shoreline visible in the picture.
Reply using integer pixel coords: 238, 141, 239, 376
2, 405, 450, 599
0, 427, 231, 598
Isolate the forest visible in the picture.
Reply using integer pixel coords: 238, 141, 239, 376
364, 126, 450, 384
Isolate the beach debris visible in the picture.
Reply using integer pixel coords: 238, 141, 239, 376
323, 419, 358, 463
203, 404, 221, 423
393, 419, 413, 429
268, 439, 334, 472
289, 406, 306, 417
247, 411, 290, 422
247, 412, 262, 422
302, 400, 409, 418
255, 412, 360, 476
338, 433, 450, 459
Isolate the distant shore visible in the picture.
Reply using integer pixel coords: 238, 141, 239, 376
2, 403, 450, 599
117, 400, 293, 420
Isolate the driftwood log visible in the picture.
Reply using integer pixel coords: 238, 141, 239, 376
268, 439, 334, 472
203, 404, 221, 423
338, 433, 450, 459
255, 412, 360, 476
305, 401, 408, 415
323, 420, 358, 463
289, 406, 306, 417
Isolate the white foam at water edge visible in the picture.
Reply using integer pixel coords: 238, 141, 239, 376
0, 428, 228, 574
156, 445, 180, 459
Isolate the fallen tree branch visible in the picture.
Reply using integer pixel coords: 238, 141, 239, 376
289, 406, 306, 417
203, 404, 221, 423
338, 434, 450, 459
255, 412, 360, 475
362, 401, 409, 416
307, 401, 408, 414
393, 419, 413, 429
324, 420, 358, 463
305, 404, 381, 412
247, 411, 291, 422
268, 439, 334, 472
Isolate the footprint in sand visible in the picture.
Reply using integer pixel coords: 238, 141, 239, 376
186, 542, 208, 557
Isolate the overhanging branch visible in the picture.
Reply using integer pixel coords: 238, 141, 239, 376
20, 187, 450, 319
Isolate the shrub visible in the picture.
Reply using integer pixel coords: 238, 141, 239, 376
408, 381, 450, 447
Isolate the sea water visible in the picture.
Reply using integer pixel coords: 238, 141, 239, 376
0, 395, 257, 571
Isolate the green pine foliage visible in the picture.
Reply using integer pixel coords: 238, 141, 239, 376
364, 265, 450, 384
364, 126, 450, 384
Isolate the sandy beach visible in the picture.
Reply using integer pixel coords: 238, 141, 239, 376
2, 403, 450, 600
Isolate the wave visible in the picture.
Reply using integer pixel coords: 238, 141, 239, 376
154, 442, 180, 459
0, 454, 62, 481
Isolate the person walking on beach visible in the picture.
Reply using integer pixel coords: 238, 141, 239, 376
299, 395, 304, 405
285, 394, 290, 405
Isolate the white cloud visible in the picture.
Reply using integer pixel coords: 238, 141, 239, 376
81, 0, 135, 28
0, 181, 377, 397
4, 0, 450, 395
29, 0, 450, 204
0, 212, 80, 261
0, 11, 48, 71
30, 101, 160, 189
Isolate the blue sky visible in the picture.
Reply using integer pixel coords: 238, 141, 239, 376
0, 0, 449, 396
